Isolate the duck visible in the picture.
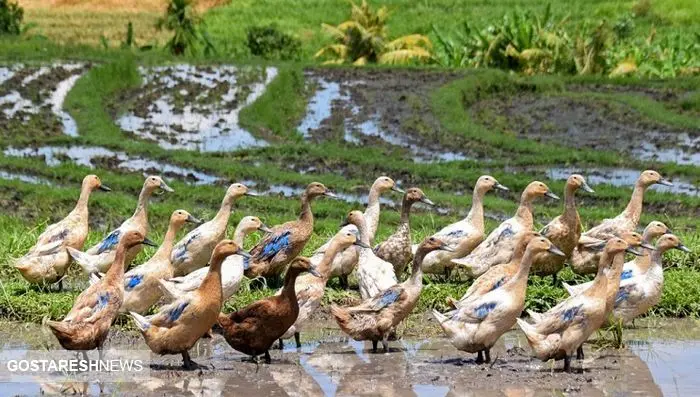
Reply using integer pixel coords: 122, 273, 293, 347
331, 237, 452, 353
374, 187, 435, 276
344, 210, 398, 299
171, 183, 255, 277
517, 237, 640, 372
216, 257, 321, 363
447, 231, 541, 308
129, 240, 250, 369
570, 170, 672, 274
277, 226, 369, 349
433, 235, 564, 363
451, 181, 559, 278
44, 231, 155, 356
612, 233, 691, 324
119, 210, 202, 314
532, 174, 595, 284
418, 175, 509, 276
68, 175, 173, 275
312, 176, 402, 288
15, 175, 111, 289
160, 216, 271, 302
562, 222, 669, 297
245, 182, 337, 279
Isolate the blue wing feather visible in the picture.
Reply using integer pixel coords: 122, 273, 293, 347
370, 288, 402, 310
125, 274, 144, 291
445, 229, 464, 238
473, 302, 497, 319
562, 305, 582, 322
242, 256, 251, 270
489, 276, 507, 292
258, 231, 291, 260
97, 230, 121, 254
620, 269, 634, 280
167, 302, 189, 323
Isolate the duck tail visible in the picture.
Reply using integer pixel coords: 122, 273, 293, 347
516, 318, 559, 360
330, 304, 351, 329
129, 312, 151, 332
562, 282, 575, 296
445, 296, 459, 309
157, 279, 180, 302
526, 309, 544, 323
66, 247, 95, 274
44, 318, 73, 340
431, 309, 448, 324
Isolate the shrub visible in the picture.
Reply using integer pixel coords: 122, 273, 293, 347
0, 0, 23, 35
157, 0, 215, 56
612, 13, 635, 40
246, 24, 301, 60
632, 0, 652, 18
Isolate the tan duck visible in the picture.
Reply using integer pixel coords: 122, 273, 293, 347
331, 237, 452, 353
448, 231, 541, 308
160, 216, 271, 302
345, 210, 398, 299
15, 175, 110, 288
129, 240, 250, 369
120, 210, 202, 314
418, 175, 509, 276
68, 175, 173, 275
277, 226, 369, 349
570, 170, 672, 274
374, 187, 435, 276
45, 231, 155, 355
517, 237, 638, 372
245, 182, 336, 279
312, 176, 402, 288
171, 183, 255, 277
563, 222, 669, 296
433, 236, 564, 363
452, 181, 559, 278
217, 257, 320, 363
532, 174, 594, 284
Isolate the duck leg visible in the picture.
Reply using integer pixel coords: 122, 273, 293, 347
277, 339, 284, 350
476, 351, 484, 364
551, 273, 558, 286
484, 348, 491, 364
339, 275, 349, 289
81, 351, 89, 363
576, 345, 584, 360
372, 340, 378, 353
381, 336, 389, 353
182, 351, 198, 370
264, 350, 271, 364
563, 355, 572, 373
294, 332, 301, 349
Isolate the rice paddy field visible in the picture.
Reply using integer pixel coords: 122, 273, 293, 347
0, 0, 698, 395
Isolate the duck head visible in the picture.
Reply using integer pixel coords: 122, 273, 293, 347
527, 235, 565, 256
638, 170, 672, 187
341, 210, 366, 230
372, 176, 404, 194
567, 174, 594, 194
417, 237, 454, 254
620, 231, 652, 251
333, 226, 370, 250
603, 237, 635, 260
213, 239, 251, 261
405, 187, 435, 206
226, 183, 257, 199
84, 174, 111, 192
120, 231, 157, 249
304, 182, 337, 200
476, 175, 509, 193
642, 221, 671, 240
289, 257, 321, 277
523, 181, 559, 201
656, 234, 691, 254
144, 175, 174, 195
238, 216, 273, 234
514, 231, 543, 253
171, 209, 203, 226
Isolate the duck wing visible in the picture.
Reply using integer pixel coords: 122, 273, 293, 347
533, 296, 586, 335
228, 298, 277, 323
64, 290, 116, 323
347, 285, 406, 313
250, 227, 293, 262
149, 298, 192, 328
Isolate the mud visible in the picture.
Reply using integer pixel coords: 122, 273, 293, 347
298, 69, 474, 163
3, 318, 700, 396
472, 94, 699, 165
0, 63, 88, 138
567, 83, 699, 116
115, 65, 276, 152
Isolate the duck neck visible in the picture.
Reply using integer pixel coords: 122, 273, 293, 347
622, 182, 647, 225
71, 183, 94, 218
587, 251, 611, 297
155, 222, 181, 265
648, 248, 666, 272
515, 193, 534, 227
104, 243, 128, 284
409, 249, 427, 285
355, 217, 370, 245
562, 184, 580, 225
399, 197, 415, 226
465, 187, 485, 233
508, 247, 536, 289
299, 193, 314, 225
198, 254, 224, 302
365, 185, 382, 240
132, 185, 153, 226
317, 241, 343, 280
281, 267, 302, 303
213, 193, 236, 227
232, 226, 249, 246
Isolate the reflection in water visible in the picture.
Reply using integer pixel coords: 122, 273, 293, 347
629, 340, 700, 397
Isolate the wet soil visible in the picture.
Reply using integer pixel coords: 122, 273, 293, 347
472, 93, 700, 165
5, 318, 699, 396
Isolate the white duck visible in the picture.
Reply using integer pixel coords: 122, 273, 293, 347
418, 175, 508, 276
171, 183, 255, 276
68, 175, 173, 274
451, 181, 559, 278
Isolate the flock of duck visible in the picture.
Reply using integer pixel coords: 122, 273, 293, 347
12, 170, 691, 372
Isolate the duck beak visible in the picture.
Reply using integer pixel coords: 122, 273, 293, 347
581, 182, 595, 193
658, 178, 673, 186
142, 237, 158, 247
391, 185, 405, 194
186, 215, 204, 225
440, 243, 455, 252
544, 190, 560, 200
324, 191, 339, 199
420, 197, 435, 206
354, 240, 371, 249
677, 244, 691, 253
494, 182, 509, 191
245, 190, 260, 197
548, 245, 566, 257
259, 224, 273, 234
160, 181, 175, 193
308, 266, 322, 278
98, 184, 112, 192
236, 248, 252, 259
626, 247, 643, 256
640, 242, 655, 250
666, 227, 673, 234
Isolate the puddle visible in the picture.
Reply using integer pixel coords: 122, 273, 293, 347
538, 167, 699, 196
0, 63, 88, 137
298, 73, 471, 163
117, 65, 277, 152
1, 317, 697, 396
0, 170, 51, 185
3, 146, 221, 185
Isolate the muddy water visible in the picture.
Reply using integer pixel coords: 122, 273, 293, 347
1, 318, 698, 396
116, 65, 276, 152
0, 170, 52, 185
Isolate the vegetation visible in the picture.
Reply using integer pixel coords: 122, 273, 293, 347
246, 24, 301, 61
157, 0, 214, 56
0, 0, 22, 35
